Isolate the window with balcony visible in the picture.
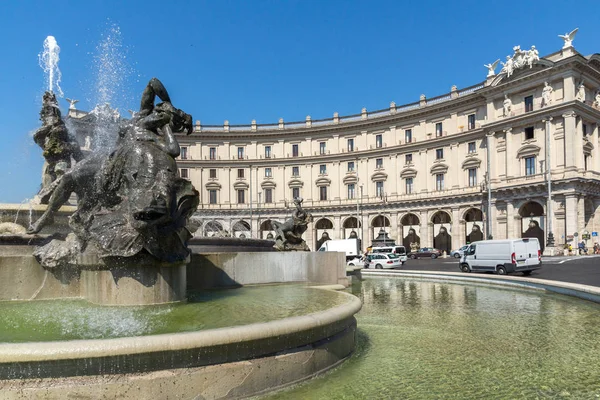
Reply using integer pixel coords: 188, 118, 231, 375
180, 146, 188, 160
209, 147, 216, 160
376, 158, 383, 168
405, 154, 412, 164
292, 144, 299, 157
237, 147, 244, 160
347, 183, 355, 199
347, 161, 355, 172
436, 122, 443, 137
468, 114, 476, 130
292, 166, 299, 177
375, 134, 382, 148
435, 174, 445, 191
524, 126, 534, 140
468, 168, 477, 187
237, 189, 245, 204
209, 168, 216, 178
405, 129, 412, 143
180, 168, 189, 179
376, 181, 384, 198
292, 187, 300, 199
237, 168, 244, 179
405, 177, 414, 194
265, 167, 272, 177
347, 138, 354, 152
209, 190, 217, 204
319, 164, 327, 174
320, 142, 326, 155
524, 95, 534, 112
264, 145, 271, 158
525, 156, 536, 175
468, 142, 476, 153
436, 148, 444, 160
320, 186, 328, 201
264, 188, 273, 203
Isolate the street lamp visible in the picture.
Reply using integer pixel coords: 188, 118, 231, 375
257, 191, 261, 239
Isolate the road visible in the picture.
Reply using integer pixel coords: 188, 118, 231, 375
391, 254, 600, 287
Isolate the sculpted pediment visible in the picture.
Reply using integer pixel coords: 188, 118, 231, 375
288, 178, 304, 188
205, 182, 222, 190
315, 177, 332, 187
516, 144, 541, 159
261, 180, 276, 189
400, 168, 418, 178
462, 158, 482, 169
343, 174, 358, 184
233, 181, 249, 190
370, 171, 388, 182
430, 163, 449, 174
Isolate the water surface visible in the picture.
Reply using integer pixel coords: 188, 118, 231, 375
264, 277, 600, 399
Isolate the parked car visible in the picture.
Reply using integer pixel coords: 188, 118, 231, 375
450, 245, 470, 259
346, 256, 363, 268
370, 246, 407, 264
459, 238, 542, 275
408, 247, 442, 259
368, 253, 402, 269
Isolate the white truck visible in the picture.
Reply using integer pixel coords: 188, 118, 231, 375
317, 239, 362, 266
459, 238, 542, 275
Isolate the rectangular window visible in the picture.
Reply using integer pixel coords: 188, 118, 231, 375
320, 142, 326, 155
209, 147, 216, 160
405, 129, 412, 143
436, 122, 443, 137
292, 166, 299, 177
265, 167, 272, 177
436, 148, 444, 159
524, 126, 534, 140
209, 168, 216, 178
237, 147, 244, 160
376, 181, 384, 198
237, 169, 244, 179
264, 188, 273, 203
468, 168, 477, 187
436, 174, 445, 191
525, 156, 536, 175
319, 186, 328, 201
375, 134, 382, 148
264, 145, 271, 158
180, 168, 189, 179
376, 158, 383, 168
468, 142, 476, 153
347, 161, 355, 172
237, 189, 245, 204
406, 177, 414, 194
319, 164, 327, 174
524, 95, 534, 112
209, 189, 217, 204
292, 187, 300, 199
180, 146, 188, 160
405, 154, 412, 164
347, 138, 354, 152
292, 144, 299, 157
347, 183, 355, 199
468, 114, 476, 130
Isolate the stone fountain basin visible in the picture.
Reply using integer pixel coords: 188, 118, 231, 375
0, 287, 361, 399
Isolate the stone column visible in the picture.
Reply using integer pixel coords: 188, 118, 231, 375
335, 215, 342, 240
565, 194, 578, 238
563, 112, 578, 171
504, 128, 514, 178
506, 201, 516, 238
487, 132, 497, 181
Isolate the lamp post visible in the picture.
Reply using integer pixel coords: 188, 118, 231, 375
360, 185, 364, 246
543, 117, 555, 253
257, 191, 261, 239
485, 133, 493, 240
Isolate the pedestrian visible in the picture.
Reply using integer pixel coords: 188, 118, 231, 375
578, 240, 588, 255
594, 242, 600, 255
568, 243, 573, 255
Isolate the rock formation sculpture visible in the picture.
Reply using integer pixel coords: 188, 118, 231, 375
270, 197, 312, 251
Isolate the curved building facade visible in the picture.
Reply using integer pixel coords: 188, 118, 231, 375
177, 42, 600, 254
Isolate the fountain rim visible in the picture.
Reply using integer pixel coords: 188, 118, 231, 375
362, 269, 600, 301
0, 287, 361, 363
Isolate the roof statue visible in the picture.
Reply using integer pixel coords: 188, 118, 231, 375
499, 44, 540, 78
65, 98, 79, 110
484, 59, 500, 77
558, 28, 578, 49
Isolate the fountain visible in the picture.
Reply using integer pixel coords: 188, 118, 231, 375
0, 35, 358, 398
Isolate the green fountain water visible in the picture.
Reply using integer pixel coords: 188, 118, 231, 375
0, 285, 345, 343
263, 277, 600, 399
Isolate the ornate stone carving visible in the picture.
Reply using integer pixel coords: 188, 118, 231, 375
558, 28, 578, 49
484, 59, 500, 77
576, 80, 586, 102
499, 45, 540, 78
541, 82, 554, 107
270, 197, 312, 251
503, 95, 512, 117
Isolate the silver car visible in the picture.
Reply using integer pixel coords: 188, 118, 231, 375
368, 253, 402, 269
451, 245, 470, 259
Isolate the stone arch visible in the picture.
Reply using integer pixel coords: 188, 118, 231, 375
400, 213, 420, 226
232, 220, 251, 238
519, 201, 545, 252
400, 213, 421, 250
260, 220, 277, 240
463, 208, 484, 243
431, 211, 452, 254
203, 220, 225, 237
342, 216, 361, 239
371, 215, 391, 227
431, 210, 452, 224
315, 218, 334, 249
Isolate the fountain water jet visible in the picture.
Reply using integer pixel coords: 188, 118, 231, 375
38, 36, 63, 97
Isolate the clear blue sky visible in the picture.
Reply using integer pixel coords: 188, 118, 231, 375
1, 0, 599, 203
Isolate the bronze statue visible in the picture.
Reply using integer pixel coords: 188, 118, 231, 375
30, 78, 199, 268
434, 226, 452, 254
270, 197, 312, 251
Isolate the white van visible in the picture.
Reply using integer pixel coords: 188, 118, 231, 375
459, 238, 541, 275
370, 246, 408, 264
